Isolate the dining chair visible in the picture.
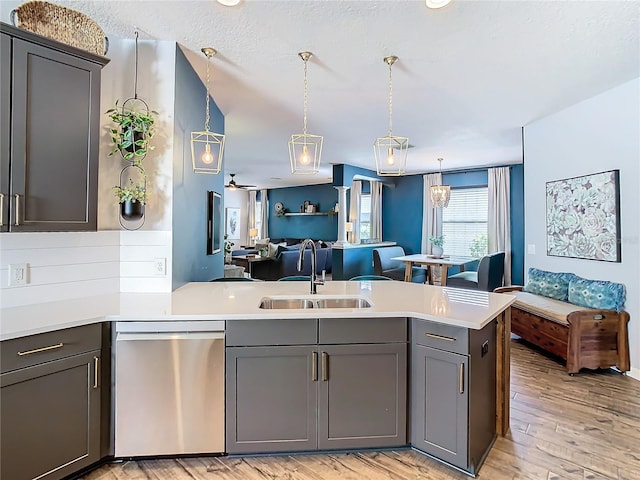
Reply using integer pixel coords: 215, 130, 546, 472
446, 251, 505, 291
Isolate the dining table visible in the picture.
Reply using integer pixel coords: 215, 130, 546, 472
390, 254, 477, 285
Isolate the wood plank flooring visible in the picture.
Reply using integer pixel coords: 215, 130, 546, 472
81, 339, 640, 480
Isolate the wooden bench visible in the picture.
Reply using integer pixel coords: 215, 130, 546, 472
494, 286, 630, 375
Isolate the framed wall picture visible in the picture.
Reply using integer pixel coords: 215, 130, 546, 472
207, 191, 222, 255
226, 207, 241, 240
546, 170, 621, 262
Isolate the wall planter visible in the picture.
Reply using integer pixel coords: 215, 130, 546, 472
120, 200, 144, 221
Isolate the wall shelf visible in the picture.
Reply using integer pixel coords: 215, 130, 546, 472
284, 212, 334, 216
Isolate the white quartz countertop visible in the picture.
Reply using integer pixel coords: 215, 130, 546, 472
0, 281, 515, 341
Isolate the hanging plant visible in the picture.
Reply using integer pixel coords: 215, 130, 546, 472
106, 100, 156, 164
113, 178, 146, 205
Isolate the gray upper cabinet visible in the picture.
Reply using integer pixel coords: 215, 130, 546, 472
1, 33, 11, 230
0, 23, 108, 232
0, 323, 104, 480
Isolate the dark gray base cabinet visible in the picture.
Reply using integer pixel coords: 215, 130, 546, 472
410, 318, 496, 475
0, 323, 105, 480
226, 318, 407, 454
0, 22, 108, 232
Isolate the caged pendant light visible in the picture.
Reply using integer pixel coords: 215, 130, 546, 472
374, 55, 408, 176
430, 157, 451, 208
191, 47, 225, 174
289, 51, 323, 175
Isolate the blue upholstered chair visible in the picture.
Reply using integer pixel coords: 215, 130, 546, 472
278, 276, 311, 281
372, 246, 427, 283
349, 275, 393, 281
446, 251, 505, 291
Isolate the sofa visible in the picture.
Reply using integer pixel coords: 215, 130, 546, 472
236, 240, 332, 281
495, 268, 630, 375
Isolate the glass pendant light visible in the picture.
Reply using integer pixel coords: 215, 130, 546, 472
289, 51, 323, 174
430, 158, 451, 208
191, 47, 225, 174
374, 56, 408, 176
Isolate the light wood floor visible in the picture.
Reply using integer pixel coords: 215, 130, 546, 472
81, 339, 640, 480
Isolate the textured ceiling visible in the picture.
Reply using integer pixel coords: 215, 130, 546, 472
2, 1, 639, 189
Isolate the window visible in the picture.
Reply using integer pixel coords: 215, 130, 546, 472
442, 187, 488, 257
359, 194, 371, 240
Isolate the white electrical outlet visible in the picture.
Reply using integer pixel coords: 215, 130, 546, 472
9, 263, 28, 286
527, 244, 536, 255
153, 258, 166, 276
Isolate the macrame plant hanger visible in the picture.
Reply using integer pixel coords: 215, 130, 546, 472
119, 29, 147, 230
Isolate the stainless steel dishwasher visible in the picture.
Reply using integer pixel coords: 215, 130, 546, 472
114, 321, 225, 457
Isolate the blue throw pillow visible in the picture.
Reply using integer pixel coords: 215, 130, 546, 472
568, 277, 626, 311
523, 268, 576, 301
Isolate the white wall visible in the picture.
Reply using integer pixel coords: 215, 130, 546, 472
524, 78, 640, 380
224, 188, 249, 248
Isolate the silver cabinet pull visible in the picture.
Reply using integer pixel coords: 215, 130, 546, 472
424, 332, 456, 342
17, 343, 64, 356
14, 193, 20, 226
311, 351, 318, 382
459, 363, 465, 394
93, 356, 100, 389
321, 352, 328, 382
0, 193, 4, 226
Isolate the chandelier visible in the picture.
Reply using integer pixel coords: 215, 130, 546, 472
430, 158, 450, 208
289, 51, 323, 174
374, 55, 408, 176
191, 47, 225, 174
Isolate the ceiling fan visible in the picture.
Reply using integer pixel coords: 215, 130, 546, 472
225, 173, 256, 190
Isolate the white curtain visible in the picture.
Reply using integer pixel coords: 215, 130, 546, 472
488, 167, 511, 285
348, 180, 362, 244
247, 190, 257, 239
370, 181, 383, 242
421, 174, 443, 253
260, 189, 269, 240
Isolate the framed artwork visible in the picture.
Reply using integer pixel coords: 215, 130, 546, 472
546, 170, 621, 262
207, 191, 222, 255
226, 207, 240, 240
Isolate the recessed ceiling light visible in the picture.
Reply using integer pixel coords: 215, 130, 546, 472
426, 0, 452, 9
217, 0, 240, 6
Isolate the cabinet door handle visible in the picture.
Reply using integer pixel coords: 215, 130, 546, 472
14, 193, 20, 226
459, 363, 465, 394
0, 193, 4, 226
424, 332, 456, 342
321, 352, 329, 382
17, 343, 64, 356
93, 356, 100, 389
311, 351, 318, 382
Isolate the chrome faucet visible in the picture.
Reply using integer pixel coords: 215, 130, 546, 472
297, 238, 325, 294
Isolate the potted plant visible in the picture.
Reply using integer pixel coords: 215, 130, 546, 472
114, 179, 146, 221
428, 235, 445, 258
106, 100, 157, 164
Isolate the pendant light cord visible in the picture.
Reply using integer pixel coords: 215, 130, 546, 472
205, 53, 211, 132
388, 60, 393, 137
302, 56, 308, 135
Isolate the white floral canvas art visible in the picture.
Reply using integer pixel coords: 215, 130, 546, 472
546, 170, 621, 262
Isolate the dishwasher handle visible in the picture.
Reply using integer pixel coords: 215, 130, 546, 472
116, 331, 225, 342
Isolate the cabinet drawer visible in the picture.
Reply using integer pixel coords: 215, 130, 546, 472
319, 317, 406, 344
411, 319, 469, 355
1, 323, 102, 374
226, 319, 317, 346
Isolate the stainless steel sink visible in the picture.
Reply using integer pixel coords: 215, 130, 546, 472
259, 298, 314, 309
315, 298, 372, 309
258, 296, 372, 309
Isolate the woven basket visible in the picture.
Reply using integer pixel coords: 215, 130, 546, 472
10, 1, 109, 56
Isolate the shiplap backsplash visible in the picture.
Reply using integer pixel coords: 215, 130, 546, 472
0, 230, 171, 308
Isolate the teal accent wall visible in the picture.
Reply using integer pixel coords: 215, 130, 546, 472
172, 46, 225, 288
267, 183, 337, 241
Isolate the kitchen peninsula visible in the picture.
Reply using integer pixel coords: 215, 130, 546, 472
0, 281, 514, 479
